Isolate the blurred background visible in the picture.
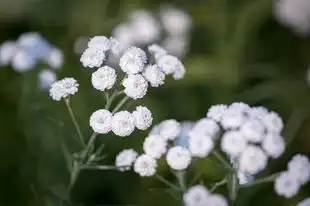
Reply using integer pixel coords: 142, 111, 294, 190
0, 0, 310, 205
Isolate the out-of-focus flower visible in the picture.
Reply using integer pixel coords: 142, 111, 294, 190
115, 149, 138, 171
45, 47, 64, 69
38, 69, 57, 90
275, 171, 300, 198
0, 41, 17, 66
143, 135, 167, 159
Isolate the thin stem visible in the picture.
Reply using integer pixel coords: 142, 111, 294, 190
189, 172, 202, 186
81, 165, 117, 170
155, 174, 181, 192
212, 151, 232, 170
64, 98, 85, 146
240, 173, 280, 188
175, 171, 187, 192
112, 96, 129, 113
228, 170, 238, 204
209, 178, 227, 193
82, 132, 98, 159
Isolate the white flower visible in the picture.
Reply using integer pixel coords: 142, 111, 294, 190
112, 23, 134, 53
237, 171, 255, 185
0, 41, 17, 66
247, 106, 269, 120
189, 135, 214, 158
179, 121, 195, 137
80, 47, 106, 68
275, 171, 300, 198
157, 54, 184, 75
183, 185, 209, 206
38, 69, 57, 90
119, 47, 147, 74
229, 102, 251, 113
206, 104, 228, 122
240, 119, 266, 143
11, 49, 36, 72
189, 118, 220, 139
172, 61, 186, 80
91, 66, 117, 91
221, 131, 248, 157
262, 111, 284, 133
206, 194, 228, 206
221, 107, 246, 130
134, 154, 157, 177
122, 74, 148, 99
109, 37, 121, 55
297, 198, 310, 206
115, 149, 138, 171
111, 111, 135, 137
143, 135, 167, 159
287, 154, 310, 185
132, 106, 153, 130
87, 36, 111, 51
239, 145, 268, 175
142, 64, 165, 87
49, 78, 79, 101
45, 47, 64, 69
262, 133, 285, 158
166, 146, 192, 170
162, 36, 188, 58
149, 124, 160, 135
89, 109, 112, 134
147, 44, 167, 60
158, 119, 181, 141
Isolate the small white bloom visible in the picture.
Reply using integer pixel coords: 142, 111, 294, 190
229, 102, 251, 113
89, 109, 112, 134
80, 47, 106, 68
111, 111, 135, 137
87, 36, 111, 51
240, 119, 266, 143
262, 111, 284, 133
159, 119, 181, 141
247, 106, 269, 120
206, 104, 228, 122
179, 121, 195, 137
12, 49, 36, 72
189, 118, 220, 139
45, 47, 64, 69
38, 69, 57, 90
91, 66, 117, 91
166, 146, 192, 170
157, 54, 184, 75
134, 154, 157, 177
189, 135, 214, 158
172, 62, 186, 80
122, 74, 148, 99
115, 149, 138, 171
109, 37, 122, 55
143, 135, 167, 159
183, 185, 209, 206
142, 64, 165, 87
262, 133, 285, 158
119, 47, 147, 74
162, 36, 189, 58
206, 194, 228, 206
221, 107, 246, 130
149, 124, 160, 135
147, 44, 167, 60
0, 41, 17, 66
239, 145, 268, 175
288, 154, 310, 185
297, 198, 310, 206
275, 171, 300, 198
132, 106, 153, 130
49, 78, 79, 101
221, 131, 248, 157
112, 23, 134, 53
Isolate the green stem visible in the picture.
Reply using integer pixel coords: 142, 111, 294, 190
155, 174, 181, 192
69, 161, 80, 188
82, 132, 98, 159
212, 151, 232, 170
112, 96, 129, 113
81, 165, 117, 170
240, 173, 280, 188
175, 171, 187, 192
64, 98, 85, 146
210, 178, 227, 193
228, 171, 238, 204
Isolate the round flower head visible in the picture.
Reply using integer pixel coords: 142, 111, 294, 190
49, 78, 79, 101
132, 106, 153, 130
143, 135, 167, 159
240, 119, 266, 143
166, 146, 192, 170
119, 47, 147, 74
38, 69, 57, 90
45, 47, 64, 69
111, 111, 135, 137
229, 102, 251, 113
122, 74, 148, 99
288, 154, 310, 185
0, 41, 17, 66
189, 118, 220, 140
262, 133, 285, 159
262, 111, 284, 133
87, 36, 111, 51
175, 122, 195, 148
247, 106, 269, 120
91, 66, 117, 91
142, 64, 165, 87
172, 62, 186, 80
149, 124, 160, 135
89, 109, 113, 134
162, 36, 189, 58
112, 23, 134, 53
221, 131, 248, 157
158, 119, 181, 141
157, 54, 184, 75
147, 44, 167, 60
115, 149, 138, 171
239, 145, 268, 175
206, 104, 228, 122
12, 49, 36, 72
189, 135, 214, 158
134, 154, 157, 177
183, 185, 209, 206
297, 198, 310, 206
220, 107, 246, 130
80, 47, 106, 68
206, 194, 228, 206
109, 37, 121, 55
275, 171, 300, 198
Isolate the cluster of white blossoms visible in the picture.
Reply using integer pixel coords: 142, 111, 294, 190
49, 78, 79, 101
275, 154, 310, 198
183, 185, 228, 206
0, 32, 63, 89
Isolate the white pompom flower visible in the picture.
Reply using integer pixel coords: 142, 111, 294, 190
183, 185, 209, 206
142, 64, 165, 87
206, 193, 228, 206
143, 135, 167, 159
115, 149, 138, 171
188, 135, 214, 158
157, 54, 184, 75
134, 154, 157, 177
158, 119, 181, 141
122, 74, 148, 99
12, 49, 36, 72
221, 131, 248, 157
262, 111, 284, 133
240, 119, 266, 143
189, 118, 220, 139
49, 78, 79, 101
111, 111, 135, 137
147, 44, 167, 60
166, 146, 192, 170
206, 104, 228, 122
0, 41, 17, 66
287, 154, 310, 185
132, 106, 153, 130
119, 47, 147, 74
89, 109, 113, 134
91, 66, 117, 91
247, 106, 269, 120
38, 69, 57, 90
221, 107, 246, 130
109, 37, 121, 55
172, 62, 186, 80
239, 145, 268, 175
45, 47, 64, 69
262, 133, 285, 159
80, 47, 106, 68
274, 171, 300, 198
297, 198, 310, 206
87, 36, 112, 51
